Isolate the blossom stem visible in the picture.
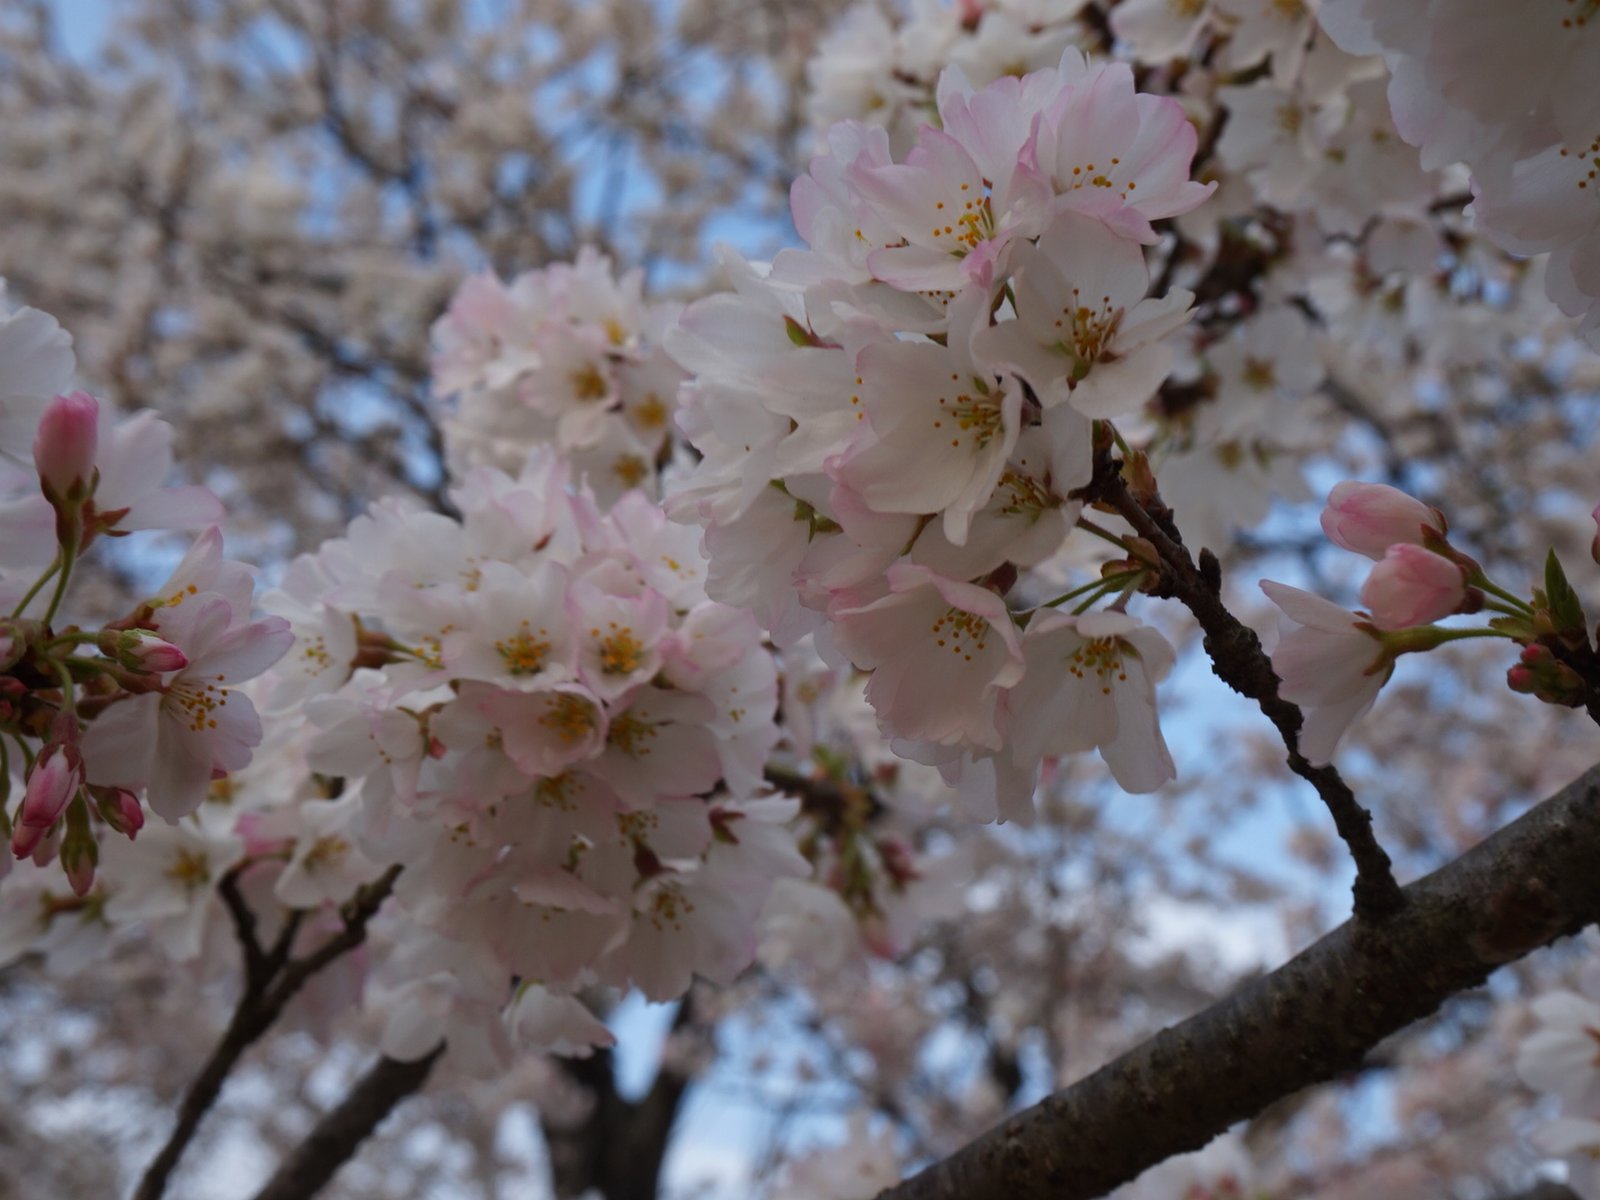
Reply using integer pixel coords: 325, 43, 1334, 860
1038, 571, 1143, 611
52, 660, 76, 716
9, 552, 61, 619
1474, 576, 1534, 614
1074, 517, 1133, 552
1070, 575, 1136, 616
41, 526, 79, 627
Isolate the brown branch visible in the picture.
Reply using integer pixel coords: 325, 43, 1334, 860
1498, 1186, 1581, 1200
132, 865, 402, 1200
1089, 465, 1404, 919
875, 763, 1600, 1200
249, 1045, 445, 1200
543, 994, 701, 1200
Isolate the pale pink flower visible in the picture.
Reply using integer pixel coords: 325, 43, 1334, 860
1038, 59, 1216, 241
1006, 610, 1177, 794
1517, 990, 1600, 1111
975, 211, 1193, 418
1262, 580, 1391, 765
505, 986, 616, 1057
830, 564, 1024, 751
1321, 481, 1445, 560
1360, 544, 1467, 629
98, 820, 245, 961
275, 793, 386, 910
0, 292, 75, 466
833, 291, 1023, 546
86, 411, 224, 538
1531, 1117, 1600, 1200
81, 596, 292, 821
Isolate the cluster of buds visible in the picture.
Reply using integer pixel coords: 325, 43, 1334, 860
1268, 481, 1600, 762
0, 299, 287, 897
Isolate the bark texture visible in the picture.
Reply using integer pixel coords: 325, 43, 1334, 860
878, 764, 1600, 1200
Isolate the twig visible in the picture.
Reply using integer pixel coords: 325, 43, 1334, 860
249, 1045, 444, 1200
1085, 464, 1404, 919
875, 762, 1600, 1200
132, 865, 402, 1200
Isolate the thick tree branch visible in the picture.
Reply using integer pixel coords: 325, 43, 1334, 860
1499, 1184, 1581, 1200
249, 1045, 444, 1200
543, 994, 700, 1200
1088, 464, 1404, 919
876, 762, 1600, 1200
133, 865, 402, 1200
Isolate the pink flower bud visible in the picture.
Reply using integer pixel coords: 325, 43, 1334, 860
1360, 544, 1468, 630
1321, 481, 1445, 561
99, 628, 188, 674
12, 741, 83, 858
33, 391, 99, 503
95, 788, 145, 840
1590, 501, 1600, 566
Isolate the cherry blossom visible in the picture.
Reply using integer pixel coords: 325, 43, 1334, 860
1261, 580, 1391, 764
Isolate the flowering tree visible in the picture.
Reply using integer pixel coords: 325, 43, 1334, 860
6, 2, 1600, 1200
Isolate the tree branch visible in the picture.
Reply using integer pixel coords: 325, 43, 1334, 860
1498, 1186, 1580, 1200
1088, 464, 1404, 919
876, 762, 1600, 1200
249, 1045, 444, 1200
132, 865, 402, 1200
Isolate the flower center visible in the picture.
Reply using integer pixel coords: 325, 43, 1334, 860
496, 621, 552, 676
929, 607, 992, 662
1067, 636, 1131, 695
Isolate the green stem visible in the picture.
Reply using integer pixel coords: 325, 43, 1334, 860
1076, 517, 1134, 552
1071, 576, 1135, 616
1482, 598, 1531, 620
1474, 575, 1534, 615
1039, 571, 1143, 611
10, 552, 62, 619
52, 660, 76, 718
41, 527, 79, 627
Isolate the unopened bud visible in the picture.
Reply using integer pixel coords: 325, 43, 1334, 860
1506, 643, 1588, 707
12, 739, 83, 858
1360, 544, 1468, 630
59, 799, 97, 897
1321, 481, 1446, 561
33, 391, 99, 508
94, 787, 144, 840
98, 628, 188, 674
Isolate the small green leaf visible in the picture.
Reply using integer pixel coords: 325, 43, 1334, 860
1544, 549, 1588, 635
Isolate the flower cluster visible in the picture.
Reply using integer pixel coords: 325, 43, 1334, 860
430, 247, 686, 504
1320, 0, 1600, 346
1263, 479, 1600, 765
0, 289, 288, 899
668, 50, 1204, 820
260, 449, 805, 1062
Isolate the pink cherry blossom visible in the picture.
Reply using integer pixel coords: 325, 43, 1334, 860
1006, 610, 1177, 794
1261, 580, 1391, 765
830, 564, 1024, 751
81, 596, 292, 821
